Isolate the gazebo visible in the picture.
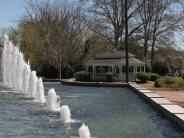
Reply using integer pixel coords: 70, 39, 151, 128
86, 51, 145, 81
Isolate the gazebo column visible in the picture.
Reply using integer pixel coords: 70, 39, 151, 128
86, 65, 88, 72
133, 66, 136, 73
112, 65, 114, 74
135, 66, 137, 73
92, 65, 95, 80
119, 65, 123, 80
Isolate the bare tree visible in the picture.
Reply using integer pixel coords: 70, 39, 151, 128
80, 0, 142, 49
23, 0, 84, 79
150, 0, 183, 67
137, 0, 154, 61
137, 0, 183, 66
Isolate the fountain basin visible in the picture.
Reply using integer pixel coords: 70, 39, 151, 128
0, 82, 184, 137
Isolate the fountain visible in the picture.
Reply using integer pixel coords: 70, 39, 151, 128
22, 63, 31, 94
2, 37, 11, 87
1, 35, 93, 137
7, 42, 14, 88
6, 42, 13, 88
27, 71, 38, 98
1, 35, 46, 103
12, 46, 19, 88
1, 35, 63, 106
16, 52, 25, 91
46, 88, 60, 112
78, 124, 91, 138
35, 78, 46, 103
60, 105, 72, 123
2, 37, 8, 86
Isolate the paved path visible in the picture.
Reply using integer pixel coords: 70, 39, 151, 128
130, 82, 184, 129
156, 90, 184, 108
140, 82, 184, 108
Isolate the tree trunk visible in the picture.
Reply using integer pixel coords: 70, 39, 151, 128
144, 37, 148, 62
114, 34, 119, 49
59, 68, 62, 80
59, 59, 62, 80
151, 37, 156, 69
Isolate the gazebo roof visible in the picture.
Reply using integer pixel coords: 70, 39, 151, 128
86, 51, 145, 66
95, 51, 135, 59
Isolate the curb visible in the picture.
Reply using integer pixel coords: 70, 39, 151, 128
129, 83, 184, 129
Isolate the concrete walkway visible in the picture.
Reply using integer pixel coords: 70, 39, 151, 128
155, 90, 184, 108
140, 82, 184, 108
129, 82, 184, 129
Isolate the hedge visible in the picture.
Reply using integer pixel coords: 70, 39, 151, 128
106, 72, 115, 82
148, 72, 160, 81
136, 72, 151, 82
155, 76, 184, 88
73, 71, 90, 81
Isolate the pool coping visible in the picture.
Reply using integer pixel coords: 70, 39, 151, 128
129, 83, 184, 130
61, 79, 184, 129
61, 79, 129, 87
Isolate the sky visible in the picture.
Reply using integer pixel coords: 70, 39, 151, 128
0, 0, 183, 49
0, 0, 26, 28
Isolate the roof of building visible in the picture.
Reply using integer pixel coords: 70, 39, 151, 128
86, 51, 145, 66
95, 51, 135, 59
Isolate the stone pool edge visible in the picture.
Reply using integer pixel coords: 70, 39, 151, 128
61, 79, 129, 87
61, 79, 184, 129
129, 83, 184, 130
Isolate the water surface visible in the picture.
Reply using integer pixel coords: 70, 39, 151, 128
0, 82, 184, 138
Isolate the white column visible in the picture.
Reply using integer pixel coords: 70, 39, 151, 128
112, 65, 114, 73
133, 67, 136, 73
135, 66, 137, 73
92, 66, 95, 80
119, 65, 123, 80
144, 66, 145, 72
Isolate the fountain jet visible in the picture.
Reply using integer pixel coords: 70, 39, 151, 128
60, 105, 72, 123
28, 71, 38, 98
46, 88, 60, 112
22, 63, 31, 94
35, 78, 46, 103
16, 52, 25, 91
78, 124, 91, 138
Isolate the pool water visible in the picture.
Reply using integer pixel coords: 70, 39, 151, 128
0, 82, 184, 138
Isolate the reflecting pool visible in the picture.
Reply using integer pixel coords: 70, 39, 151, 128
0, 82, 183, 138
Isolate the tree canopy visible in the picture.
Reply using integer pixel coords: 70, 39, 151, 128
1, 0, 184, 78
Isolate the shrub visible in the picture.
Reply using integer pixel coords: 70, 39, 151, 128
73, 71, 90, 81
106, 72, 115, 82
154, 80, 162, 87
136, 72, 151, 82
155, 76, 184, 88
148, 73, 160, 81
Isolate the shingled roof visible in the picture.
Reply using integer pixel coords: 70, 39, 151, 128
95, 51, 135, 59
86, 51, 145, 66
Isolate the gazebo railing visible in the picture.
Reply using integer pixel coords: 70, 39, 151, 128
95, 73, 106, 80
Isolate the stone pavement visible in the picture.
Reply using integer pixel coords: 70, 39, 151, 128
156, 90, 184, 108
129, 82, 184, 129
